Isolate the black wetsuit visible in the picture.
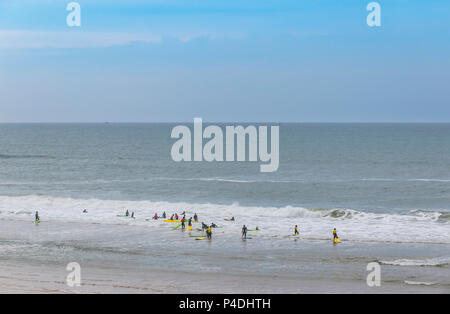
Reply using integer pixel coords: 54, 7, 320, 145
242, 226, 247, 238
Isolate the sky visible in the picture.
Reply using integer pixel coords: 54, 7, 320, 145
0, 0, 449, 122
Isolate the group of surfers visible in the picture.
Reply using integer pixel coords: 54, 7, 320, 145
34, 210, 340, 242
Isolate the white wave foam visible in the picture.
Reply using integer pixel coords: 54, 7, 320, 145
156, 177, 302, 184
380, 257, 450, 267
404, 281, 436, 286
0, 195, 449, 244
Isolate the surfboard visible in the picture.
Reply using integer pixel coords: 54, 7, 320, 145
164, 219, 182, 223
195, 237, 206, 240
172, 223, 182, 230
187, 225, 192, 231
117, 215, 128, 217
34, 220, 40, 224
334, 238, 341, 244
248, 229, 260, 231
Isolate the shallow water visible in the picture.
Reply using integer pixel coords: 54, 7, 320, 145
0, 123, 449, 292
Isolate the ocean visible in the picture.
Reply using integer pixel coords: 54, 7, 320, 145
0, 123, 449, 292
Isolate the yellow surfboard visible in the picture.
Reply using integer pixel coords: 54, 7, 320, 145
164, 219, 182, 223
334, 238, 341, 243
187, 225, 192, 231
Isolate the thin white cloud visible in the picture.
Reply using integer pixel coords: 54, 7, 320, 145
0, 30, 246, 48
0, 30, 162, 48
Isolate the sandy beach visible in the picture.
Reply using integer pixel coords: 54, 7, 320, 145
1, 256, 447, 294
1, 219, 448, 294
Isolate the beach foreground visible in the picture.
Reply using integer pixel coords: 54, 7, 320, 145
0, 220, 448, 294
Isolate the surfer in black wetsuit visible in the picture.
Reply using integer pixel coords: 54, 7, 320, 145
162, 212, 166, 218
206, 226, 212, 239
82, 209, 88, 213
211, 223, 217, 228
202, 222, 208, 230
194, 213, 198, 221
125, 210, 129, 217
294, 225, 299, 235
131, 212, 134, 218
241, 225, 247, 239
333, 228, 338, 239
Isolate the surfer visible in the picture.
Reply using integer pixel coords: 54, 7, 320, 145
332, 228, 339, 241
35, 211, 40, 221
241, 225, 247, 239
162, 212, 166, 218
153, 213, 158, 220
188, 217, 192, 226
181, 217, 186, 229
82, 209, 88, 213
131, 212, 135, 218
202, 222, 208, 230
175, 213, 179, 220
211, 223, 218, 228
294, 225, 299, 235
206, 226, 212, 239
125, 210, 129, 217
194, 213, 198, 222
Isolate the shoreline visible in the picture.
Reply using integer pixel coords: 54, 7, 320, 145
0, 259, 447, 294
0, 219, 448, 294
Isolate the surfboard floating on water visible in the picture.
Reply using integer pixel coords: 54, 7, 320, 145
164, 219, 182, 223
172, 223, 182, 230
334, 238, 341, 243
195, 237, 206, 240
34, 220, 40, 224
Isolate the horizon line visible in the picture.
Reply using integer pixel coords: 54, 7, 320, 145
1, 121, 450, 124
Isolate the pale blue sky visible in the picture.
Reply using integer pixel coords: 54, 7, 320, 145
0, 0, 449, 122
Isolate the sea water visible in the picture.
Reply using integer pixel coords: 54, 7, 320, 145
0, 123, 449, 291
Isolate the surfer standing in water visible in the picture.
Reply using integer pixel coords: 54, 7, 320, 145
206, 226, 212, 239
294, 225, 299, 235
35, 211, 40, 221
332, 228, 339, 242
241, 225, 248, 239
